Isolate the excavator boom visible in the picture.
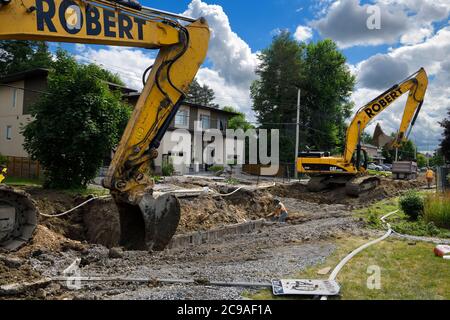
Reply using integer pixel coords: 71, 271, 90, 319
0, 0, 210, 251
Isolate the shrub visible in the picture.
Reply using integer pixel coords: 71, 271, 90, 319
399, 191, 424, 221
162, 160, 174, 177
423, 193, 450, 229
367, 210, 381, 228
0, 153, 7, 166
208, 165, 224, 173
225, 177, 239, 185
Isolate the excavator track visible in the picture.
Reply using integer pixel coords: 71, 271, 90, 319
306, 176, 330, 192
0, 185, 38, 251
345, 176, 381, 197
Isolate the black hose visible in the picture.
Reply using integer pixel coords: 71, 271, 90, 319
142, 64, 153, 86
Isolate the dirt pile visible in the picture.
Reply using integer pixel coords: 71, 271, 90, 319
178, 189, 276, 233
0, 258, 41, 287
11, 175, 425, 250
269, 177, 425, 207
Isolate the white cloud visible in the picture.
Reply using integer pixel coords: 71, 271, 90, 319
356, 54, 409, 89
294, 25, 313, 42
183, 0, 258, 115
75, 46, 155, 90
310, 0, 450, 48
270, 28, 288, 37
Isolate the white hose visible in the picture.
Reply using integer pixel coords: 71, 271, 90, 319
320, 209, 399, 300
39, 195, 111, 218
213, 182, 276, 197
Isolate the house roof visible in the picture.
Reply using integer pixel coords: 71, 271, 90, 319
183, 102, 239, 116
122, 94, 239, 116
361, 143, 379, 149
0, 68, 49, 83
0, 68, 137, 94
104, 81, 138, 94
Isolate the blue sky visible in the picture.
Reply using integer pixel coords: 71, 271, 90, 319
62, 0, 450, 152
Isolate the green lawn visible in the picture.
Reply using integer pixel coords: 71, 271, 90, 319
3, 176, 44, 186
3, 177, 109, 197
249, 237, 449, 300
367, 169, 392, 177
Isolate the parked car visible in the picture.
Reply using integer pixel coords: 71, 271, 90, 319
379, 164, 392, 171
368, 163, 383, 171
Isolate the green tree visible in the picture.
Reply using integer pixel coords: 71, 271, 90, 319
251, 31, 304, 163
186, 78, 219, 108
383, 139, 417, 163
222, 106, 254, 130
417, 153, 427, 168
251, 33, 355, 162
23, 50, 131, 189
300, 39, 355, 153
430, 149, 445, 167
440, 109, 450, 161
0, 41, 53, 76
361, 132, 373, 145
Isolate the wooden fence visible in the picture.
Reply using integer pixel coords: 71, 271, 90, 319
5, 156, 44, 179
242, 163, 293, 178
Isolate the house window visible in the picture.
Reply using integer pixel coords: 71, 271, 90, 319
200, 114, 210, 129
6, 126, 12, 140
175, 109, 188, 127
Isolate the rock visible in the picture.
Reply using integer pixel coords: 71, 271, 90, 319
31, 249, 44, 257
36, 288, 47, 299
0, 256, 23, 268
109, 247, 124, 259
317, 267, 332, 275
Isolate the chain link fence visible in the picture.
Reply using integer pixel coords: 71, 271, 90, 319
437, 165, 450, 192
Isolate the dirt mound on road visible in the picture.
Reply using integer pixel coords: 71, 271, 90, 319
269, 177, 424, 207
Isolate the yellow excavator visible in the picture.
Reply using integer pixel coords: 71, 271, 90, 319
297, 68, 428, 196
0, 0, 209, 251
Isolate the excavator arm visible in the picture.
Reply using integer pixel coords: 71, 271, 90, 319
343, 68, 428, 164
0, 0, 210, 251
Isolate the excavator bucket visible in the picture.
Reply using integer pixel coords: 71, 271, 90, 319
0, 186, 38, 251
114, 193, 180, 251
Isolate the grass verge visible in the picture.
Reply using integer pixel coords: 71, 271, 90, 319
4, 177, 109, 197
3, 177, 44, 186
423, 193, 450, 229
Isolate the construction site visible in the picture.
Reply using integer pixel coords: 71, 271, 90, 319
0, 0, 450, 303
1, 172, 448, 300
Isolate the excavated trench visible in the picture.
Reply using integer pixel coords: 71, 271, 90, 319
14, 177, 425, 251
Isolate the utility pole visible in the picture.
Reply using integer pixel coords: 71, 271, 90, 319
294, 89, 301, 179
